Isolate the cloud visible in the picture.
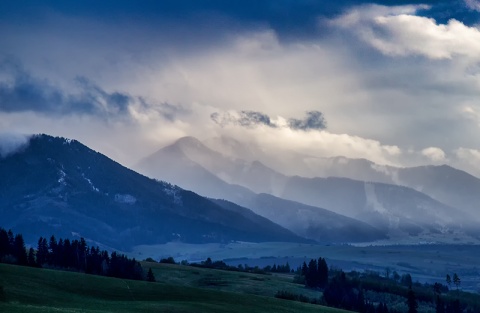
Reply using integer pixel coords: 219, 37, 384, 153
0, 133, 30, 158
453, 147, 480, 177
211, 110, 277, 128
465, 0, 480, 11
0, 60, 188, 123
211, 110, 327, 131
421, 147, 446, 163
331, 4, 480, 61
0, 2, 479, 174
288, 111, 326, 131
462, 106, 480, 126
0, 60, 66, 114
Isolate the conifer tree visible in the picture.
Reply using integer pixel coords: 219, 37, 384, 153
0, 229, 9, 259
453, 273, 461, 290
436, 295, 445, 313
36, 237, 48, 266
407, 286, 418, 313
446, 274, 452, 289
27, 248, 36, 267
13, 234, 28, 265
147, 268, 156, 282
318, 257, 329, 288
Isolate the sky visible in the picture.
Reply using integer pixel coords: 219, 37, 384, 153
1, 0, 480, 176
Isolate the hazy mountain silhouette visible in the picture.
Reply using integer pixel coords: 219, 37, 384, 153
136, 137, 387, 243
137, 136, 477, 242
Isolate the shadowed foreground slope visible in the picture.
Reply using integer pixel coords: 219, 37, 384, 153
0, 264, 350, 313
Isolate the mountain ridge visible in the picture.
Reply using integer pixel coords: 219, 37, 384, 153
136, 135, 478, 243
0, 134, 306, 250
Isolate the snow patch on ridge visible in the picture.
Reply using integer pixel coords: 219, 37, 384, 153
164, 185, 183, 205
58, 169, 67, 186
114, 194, 137, 204
82, 173, 99, 192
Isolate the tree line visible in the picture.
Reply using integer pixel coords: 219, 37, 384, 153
0, 228, 148, 281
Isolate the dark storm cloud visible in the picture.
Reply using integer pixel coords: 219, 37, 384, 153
138, 98, 189, 122
0, 65, 129, 117
74, 77, 131, 115
238, 111, 276, 128
0, 60, 187, 122
288, 111, 327, 131
0, 60, 66, 114
211, 111, 277, 128
211, 110, 327, 131
0, 0, 469, 43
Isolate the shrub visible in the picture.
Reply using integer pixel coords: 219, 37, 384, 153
159, 257, 176, 264
275, 290, 311, 303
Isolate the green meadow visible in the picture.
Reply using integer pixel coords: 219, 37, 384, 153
0, 263, 350, 313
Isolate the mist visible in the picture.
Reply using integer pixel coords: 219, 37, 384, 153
0, 133, 30, 158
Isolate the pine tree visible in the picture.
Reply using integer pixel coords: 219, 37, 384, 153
446, 274, 452, 289
147, 268, 156, 282
452, 273, 461, 290
13, 234, 28, 265
36, 237, 48, 267
0, 228, 9, 259
301, 261, 308, 276
306, 259, 318, 287
27, 248, 36, 267
318, 257, 329, 288
407, 286, 418, 313
436, 295, 445, 313
49, 235, 57, 265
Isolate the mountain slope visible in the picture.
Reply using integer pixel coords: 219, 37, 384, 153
137, 136, 288, 195
136, 138, 387, 243
273, 156, 480, 220
0, 134, 306, 250
137, 136, 476, 242
396, 165, 480, 219
231, 194, 385, 243
280, 176, 472, 238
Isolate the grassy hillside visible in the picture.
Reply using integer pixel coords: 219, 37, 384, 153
0, 264, 349, 313
143, 261, 322, 299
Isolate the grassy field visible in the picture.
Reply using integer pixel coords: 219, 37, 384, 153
0, 263, 350, 313
143, 262, 322, 299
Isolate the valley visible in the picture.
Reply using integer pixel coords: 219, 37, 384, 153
131, 242, 480, 292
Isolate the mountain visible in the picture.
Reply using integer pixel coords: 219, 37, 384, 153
140, 136, 289, 195
137, 136, 476, 242
280, 176, 472, 238
234, 194, 385, 243
136, 137, 254, 203
395, 165, 480, 219
0, 134, 306, 250
136, 137, 387, 243
255, 154, 480, 220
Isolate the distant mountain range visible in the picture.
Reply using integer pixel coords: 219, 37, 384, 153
136, 136, 479, 242
3, 134, 478, 250
0, 134, 306, 250
136, 137, 388, 243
